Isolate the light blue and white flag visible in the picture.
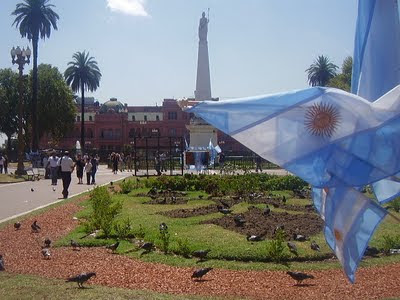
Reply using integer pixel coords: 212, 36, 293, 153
189, 85, 400, 188
351, 0, 400, 203
313, 185, 387, 283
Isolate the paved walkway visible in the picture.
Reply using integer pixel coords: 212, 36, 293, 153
0, 165, 131, 223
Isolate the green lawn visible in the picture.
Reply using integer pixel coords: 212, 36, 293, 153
0, 273, 229, 300
0, 174, 25, 183
57, 181, 400, 272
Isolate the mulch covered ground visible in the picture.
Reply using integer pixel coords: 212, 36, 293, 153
1, 197, 400, 300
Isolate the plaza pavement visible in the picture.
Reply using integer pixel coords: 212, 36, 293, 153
0, 165, 131, 224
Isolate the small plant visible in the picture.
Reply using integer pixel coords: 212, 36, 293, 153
382, 234, 400, 254
176, 237, 191, 258
392, 198, 400, 212
158, 222, 170, 254
134, 224, 146, 240
120, 179, 135, 194
266, 229, 289, 263
88, 186, 122, 237
113, 217, 133, 239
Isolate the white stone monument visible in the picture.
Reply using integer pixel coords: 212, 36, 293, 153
187, 11, 218, 150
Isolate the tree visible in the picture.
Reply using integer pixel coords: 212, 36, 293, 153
328, 56, 353, 92
306, 55, 338, 87
34, 64, 76, 142
0, 69, 20, 153
12, 0, 59, 152
64, 51, 101, 151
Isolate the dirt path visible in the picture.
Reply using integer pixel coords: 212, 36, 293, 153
0, 197, 399, 300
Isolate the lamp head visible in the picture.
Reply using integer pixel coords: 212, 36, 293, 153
10, 47, 16, 59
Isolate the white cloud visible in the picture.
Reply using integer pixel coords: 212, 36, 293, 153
107, 0, 149, 17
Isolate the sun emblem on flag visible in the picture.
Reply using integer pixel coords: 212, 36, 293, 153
334, 228, 343, 242
305, 103, 340, 138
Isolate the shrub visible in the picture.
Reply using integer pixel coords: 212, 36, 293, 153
113, 217, 133, 239
175, 237, 191, 258
392, 198, 400, 212
158, 222, 170, 254
120, 179, 135, 194
266, 229, 289, 263
134, 224, 146, 240
88, 186, 122, 237
382, 234, 400, 254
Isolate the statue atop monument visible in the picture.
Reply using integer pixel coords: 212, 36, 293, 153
198, 11, 209, 42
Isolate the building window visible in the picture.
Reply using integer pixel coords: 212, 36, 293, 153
132, 115, 135, 121
169, 128, 177, 136
129, 128, 136, 138
156, 115, 160, 121
144, 115, 147, 121
89, 116, 93, 121
87, 128, 94, 138
168, 111, 177, 120
77, 116, 80, 122
115, 129, 121, 138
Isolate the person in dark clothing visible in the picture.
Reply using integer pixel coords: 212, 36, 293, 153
255, 155, 263, 173
91, 155, 99, 184
75, 154, 84, 184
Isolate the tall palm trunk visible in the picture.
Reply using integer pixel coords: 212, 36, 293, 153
80, 81, 85, 152
31, 36, 39, 152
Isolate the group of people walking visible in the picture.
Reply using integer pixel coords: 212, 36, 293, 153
45, 151, 99, 199
109, 152, 138, 174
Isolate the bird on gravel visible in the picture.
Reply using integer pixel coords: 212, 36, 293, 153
31, 188, 34, 192
246, 234, 263, 242
0, 255, 4, 271
287, 242, 298, 256
293, 234, 307, 242
70, 240, 80, 250
41, 248, 51, 260
282, 196, 287, 204
262, 206, 271, 216
44, 238, 52, 248
217, 205, 232, 215
191, 268, 213, 280
219, 200, 230, 208
310, 241, 320, 252
140, 242, 154, 253
14, 222, 21, 230
52, 187, 56, 192
192, 249, 210, 262
286, 271, 314, 285
106, 241, 120, 253
31, 220, 41, 233
66, 272, 96, 288
233, 215, 246, 227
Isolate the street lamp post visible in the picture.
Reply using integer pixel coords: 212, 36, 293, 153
11, 46, 31, 176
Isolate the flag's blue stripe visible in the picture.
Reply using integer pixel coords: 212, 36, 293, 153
351, 0, 377, 95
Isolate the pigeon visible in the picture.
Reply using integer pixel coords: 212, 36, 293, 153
66, 272, 96, 288
287, 242, 298, 256
217, 205, 232, 214
310, 241, 320, 252
0, 255, 4, 271
52, 187, 56, 192
159, 222, 168, 232
219, 200, 230, 208
31, 220, 41, 233
198, 195, 204, 199
246, 234, 263, 242
364, 246, 380, 257
140, 242, 154, 252
282, 196, 286, 204
262, 207, 271, 216
44, 238, 52, 248
70, 240, 80, 250
286, 271, 314, 285
293, 234, 307, 242
31, 188, 34, 192
191, 267, 213, 280
233, 215, 246, 227
14, 222, 21, 230
106, 241, 120, 253
192, 249, 210, 261
110, 181, 113, 186
41, 248, 51, 260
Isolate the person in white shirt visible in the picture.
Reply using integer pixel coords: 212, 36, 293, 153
84, 157, 93, 185
48, 151, 59, 185
58, 151, 74, 199
0, 154, 4, 174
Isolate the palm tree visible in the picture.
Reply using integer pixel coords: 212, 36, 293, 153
306, 55, 338, 87
64, 51, 101, 151
12, 0, 59, 152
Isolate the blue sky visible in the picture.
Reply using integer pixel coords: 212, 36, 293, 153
0, 0, 356, 106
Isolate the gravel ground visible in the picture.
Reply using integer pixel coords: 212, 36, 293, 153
0, 198, 400, 300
